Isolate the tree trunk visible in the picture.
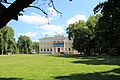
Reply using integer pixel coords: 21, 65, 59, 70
0, 0, 35, 29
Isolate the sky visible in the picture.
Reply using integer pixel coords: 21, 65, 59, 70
6, 0, 105, 42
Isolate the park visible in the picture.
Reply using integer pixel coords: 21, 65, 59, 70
0, 0, 120, 80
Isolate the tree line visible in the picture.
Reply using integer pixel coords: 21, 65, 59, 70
67, 0, 120, 56
0, 26, 39, 55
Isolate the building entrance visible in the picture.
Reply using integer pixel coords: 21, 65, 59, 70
58, 48, 60, 52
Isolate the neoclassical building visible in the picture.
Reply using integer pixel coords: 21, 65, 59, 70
39, 35, 77, 54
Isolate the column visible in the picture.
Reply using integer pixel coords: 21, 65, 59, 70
52, 47, 54, 54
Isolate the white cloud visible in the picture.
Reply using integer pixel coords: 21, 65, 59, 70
66, 14, 87, 25
37, 25, 64, 36
41, 32, 56, 36
19, 12, 51, 25
48, 7, 57, 16
32, 40, 39, 42
18, 32, 39, 37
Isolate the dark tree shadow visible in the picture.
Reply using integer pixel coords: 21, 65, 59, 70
49, 54, 84, 59
54, 68, 120, 80
50, 54, 120, 66
0, 78, 23, 80
72, 56, 120, 66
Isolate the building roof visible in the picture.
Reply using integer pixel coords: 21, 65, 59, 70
39, 35, 69, 41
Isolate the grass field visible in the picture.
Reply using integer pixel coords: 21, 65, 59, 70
0, 54, 120, 80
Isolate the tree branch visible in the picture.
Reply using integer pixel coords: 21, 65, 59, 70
48, 0, 62, 17
0, 0, 72, 29
0, 0, 35, 29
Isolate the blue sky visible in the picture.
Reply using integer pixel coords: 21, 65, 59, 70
6, 0, 105, 42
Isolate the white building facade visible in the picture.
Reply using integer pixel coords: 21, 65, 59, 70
39, 35, 77, 54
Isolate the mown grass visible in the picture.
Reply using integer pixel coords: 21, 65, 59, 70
0, 54, 120, 80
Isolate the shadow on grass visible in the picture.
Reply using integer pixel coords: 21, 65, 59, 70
54, 68, 120, 80
0, 78, 23, 80
72, 56, 120, 66
50, 54, 83, 59
50, 54, 120, 66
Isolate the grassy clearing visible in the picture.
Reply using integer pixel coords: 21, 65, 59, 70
0, 54, 120, 80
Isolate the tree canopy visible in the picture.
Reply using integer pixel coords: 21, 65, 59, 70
67, 0, 120, 56
67, 14, 102, 55
17, 35, 32, 54
94, 0, 120, 55
0, 26, 17, 54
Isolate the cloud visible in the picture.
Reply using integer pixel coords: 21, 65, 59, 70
32, 40, 39, 42
41, 32, 56, 36
19, 12, 51, 25
18, 32, 39, 37
37, 25, 64, 36
66, 14, 87, 25
48, 7, 57, 16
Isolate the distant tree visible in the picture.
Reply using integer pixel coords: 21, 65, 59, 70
67, 20, 91, 54
17, 35, 32, 54
0, 32, 3, 54
66, 14, 102, 55
0, 26, 17, 54
32, 42, 39, 53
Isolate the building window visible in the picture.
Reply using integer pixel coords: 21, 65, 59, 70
44, 48, 46, 51
41, 48, 43, 51
51, 49, 52, 51
53, 41, 56, 44
69, 48, 71, 51
57, 41, 60, 44
61, 41, 64, 44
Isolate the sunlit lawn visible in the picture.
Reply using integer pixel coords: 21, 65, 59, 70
0, 54, 120, 80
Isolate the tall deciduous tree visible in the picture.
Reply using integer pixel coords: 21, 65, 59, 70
67, 20, 91, 54
17, 35, 32, 54
0, 26, 17, 54
67, 14, 102, 55
0, 32, 3, 54
87, 14, 102, 55
87, 14, 102, 33
94, 0, 120, 55
32, 42, 39, 53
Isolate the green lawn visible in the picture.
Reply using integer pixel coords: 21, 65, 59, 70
0, 54, 120, 80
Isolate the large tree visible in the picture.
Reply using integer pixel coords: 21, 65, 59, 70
67, 20, 91, 54
32, 42, 39, 53
0, 26, 17, 54
66, 14, 102, 55
0, 32, 3, 54
87, 14, 102, 55
17, 35, 32, 54
94, 0, 120, 55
